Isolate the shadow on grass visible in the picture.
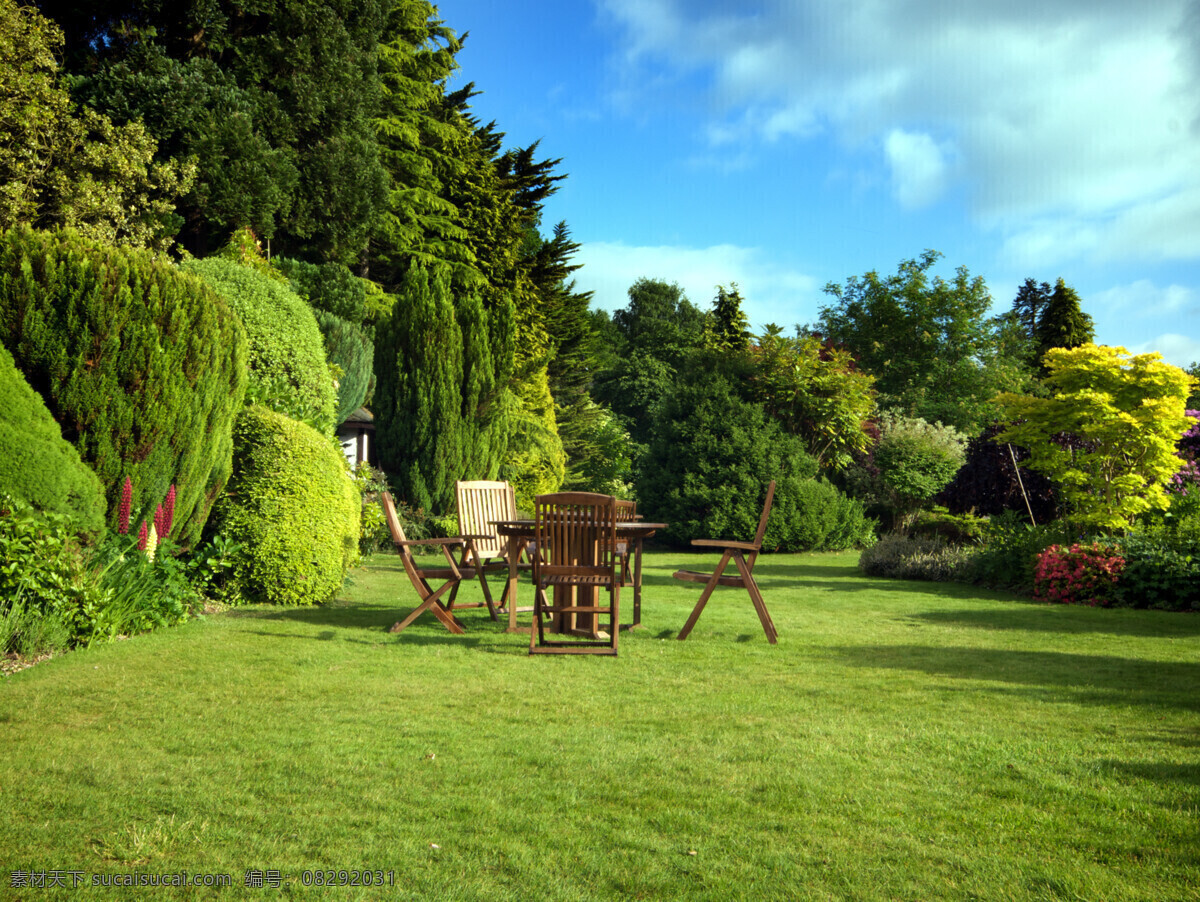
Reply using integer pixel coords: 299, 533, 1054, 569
909, 608, 1200, 638
832, 644, 1200, 713
1103, 760, 1200, 787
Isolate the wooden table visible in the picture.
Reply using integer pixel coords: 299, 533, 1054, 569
492, 519, 666, 633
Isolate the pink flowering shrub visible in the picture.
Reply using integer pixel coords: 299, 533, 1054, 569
1170, 410, 1200, 494
1033, 543, 1125, 607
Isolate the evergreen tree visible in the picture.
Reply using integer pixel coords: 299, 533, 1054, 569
374, 260, 465, 512
1011, 278, 1052, 341
1034, 278, 1094, 374
703, 283, 752, 354
41, 0, 391, 263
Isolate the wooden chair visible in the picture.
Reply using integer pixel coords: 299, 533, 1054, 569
530, 492, 621, 656
380, 492, 486, 635
614, 499, 637, 586
450, 479, 527, 617
673, 481, 778, 644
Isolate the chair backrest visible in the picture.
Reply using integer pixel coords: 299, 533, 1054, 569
614, 499, 637, 522
380, 491, 409, 546
533, 492, 618, 585
747, 481, 777, 567
455, 480, 516, 560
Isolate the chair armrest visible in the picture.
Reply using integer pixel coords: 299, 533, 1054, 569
395, 536, 466, 548
459, 533, 496, 541
689, 538, 760, 551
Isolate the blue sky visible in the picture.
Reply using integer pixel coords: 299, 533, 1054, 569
440, 0, 1200, 367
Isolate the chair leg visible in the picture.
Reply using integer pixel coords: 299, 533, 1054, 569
677, 551, 733, 640
732, 552, 777, 644
390, 581, 465, 635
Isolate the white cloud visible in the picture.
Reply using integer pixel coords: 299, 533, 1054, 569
573, 240, 822, 329
1091, 280, 1197, 318
1129, 333, 1200, 369
598, 0, 1200, 264
884, 129, 953, 209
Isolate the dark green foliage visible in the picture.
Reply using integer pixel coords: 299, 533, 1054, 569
959, 512, 1076, 592
209, 406, 360, 606
818, 250, 1032, 434
53, 0, 392, 261
313, 310, 374, 426
1010, 278, 1052, 342
1034, 278, 1094, 373
636, 367, 871, 551
277, 257, 373, 329
0, 340, 106, 534
593, 278, 706, 445
766, 476, 877, 552
1111, 529, 1200, 612
184, 256, 336, 434
375, 260, 508, 511
938, 423, 1059, 523
0, 226, 248, 545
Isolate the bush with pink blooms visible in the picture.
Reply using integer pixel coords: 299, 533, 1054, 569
1032, 543, 1125, 607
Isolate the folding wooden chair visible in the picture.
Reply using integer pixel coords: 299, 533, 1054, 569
450, 479, 527, 618
380, 492, 485, 634
673, 481, 778, 644
530, 492, 621, 656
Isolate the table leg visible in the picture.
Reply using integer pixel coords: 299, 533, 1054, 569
632, 536, 644, 628
505, 534, 522, 633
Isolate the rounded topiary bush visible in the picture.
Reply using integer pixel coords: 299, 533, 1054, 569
766, 476, 876, 552
211, 405, 359, 606
184, 257, 337, 435
0, 226, 248, 545
0, 341, 106, 534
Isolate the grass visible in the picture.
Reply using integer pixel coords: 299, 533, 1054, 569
2, 549, 1198, 901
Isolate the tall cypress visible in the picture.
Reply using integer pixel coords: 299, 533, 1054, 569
1035, 278, 1094, 374
375, 260, 464, 511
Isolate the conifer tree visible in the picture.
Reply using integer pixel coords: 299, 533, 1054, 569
1034, 278, 1094, 374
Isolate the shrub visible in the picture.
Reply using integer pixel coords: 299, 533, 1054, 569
959, 510, 1077, 592
859, 533, 972, 581
766, 476, 877, 552
937, 422, 1059, 523
276, 257, 373, 328
1033, 543, 1125, 607
0, 226, 248, 545
871, 414, 967, 531
0, 495, 102, 652
636, 367, 820, 547
0, 339, 106, 534
209, 406, 360, 606
183, 257, 336, 434
314, 309, 374, 426
910, 509, 988, 546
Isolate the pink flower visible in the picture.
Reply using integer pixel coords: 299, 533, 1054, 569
137, 521, 149, 551
118, 477, 133, 535
163, 485, 176, 537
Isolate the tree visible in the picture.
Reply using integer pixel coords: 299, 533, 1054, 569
994, 344, 1194, 531
703, 283, 751, 354
749, 326, 876, 472
44, 0, 392, 262
1034, 278, 1094, 373
592, 278, 706, 444
1011, 278, 1052, 341
0, 0, 193, 250
818, 250, 1032, 434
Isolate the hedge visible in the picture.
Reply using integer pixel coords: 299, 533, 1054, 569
0, 226, 247, 545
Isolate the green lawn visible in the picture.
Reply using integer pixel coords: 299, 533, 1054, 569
3, 550, 1198, 901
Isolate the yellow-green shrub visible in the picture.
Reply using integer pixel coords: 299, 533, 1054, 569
210, 406, 359, 605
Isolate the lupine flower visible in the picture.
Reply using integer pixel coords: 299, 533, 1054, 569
145, 524, 158, 562
163, 485, 176, 537
118, 477, 133, 535
137, 520, 149, 551
153, 503, 166, 540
